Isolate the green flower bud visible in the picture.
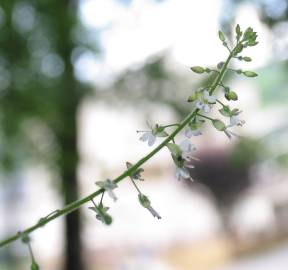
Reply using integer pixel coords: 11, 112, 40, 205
218, 30, 225, 42
190, 66, 205, 74
212, 119, 226, 131
234, 44, 243, 55
217, 62, 224, 70
138, 194, 151, 208
242, 56, 252, 62
187, 92, 198, 102
236, 24, 242, 40
225, 91, 238, 101
243, 71, 258, 77
102, 214, 113, 225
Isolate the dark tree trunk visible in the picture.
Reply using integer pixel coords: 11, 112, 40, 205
58, 122, 83, 270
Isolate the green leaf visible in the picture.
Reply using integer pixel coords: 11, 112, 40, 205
218, 30, 225, 42
190, 66, 205, 74
243, 71, 258, 77
212, 119, 226, 131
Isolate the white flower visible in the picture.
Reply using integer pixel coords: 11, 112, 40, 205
179, 139, 196, 154
196, 90, 216, 113
139, 131, 156, 146
203, 90, 217, 103
229, 115, 245, 127
185, 127, 202, 138
176, 167, 193, 181
196, 101, 211, 113
138, 194, 161, 219
96, 179, 118, 202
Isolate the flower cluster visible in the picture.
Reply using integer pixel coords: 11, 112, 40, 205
0, 26, 260, 266
138, 24, 258, 181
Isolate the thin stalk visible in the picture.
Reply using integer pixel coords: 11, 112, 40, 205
0, 42, 236, 249
129, 178, 142, 194
216, 99, 225, 107
196, 113, 214, 122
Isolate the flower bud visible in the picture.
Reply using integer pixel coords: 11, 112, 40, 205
212, 119, 226, 131
190, 66, 205, 74
187, 92, 198, 102
217, 62, 224, 69
225, 91, 238, 101
243, 71, 258, 77
242, 56, 252, 62
218, 30, 225, 42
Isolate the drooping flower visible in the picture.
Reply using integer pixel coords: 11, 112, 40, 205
175, 166, 191, 180
185, 127, 202, 137
139, 131, 156, 146
179, 139, 196, 157
126, 162, 145, 181
138, 123, 168, 146
196, 90, 216, 113
185, 118, 204, 138
89, 202, 112, 225
96, 179, 118, 202
228, 115, 245, 127
138, 193, 161, 219
167, 142, 195, 181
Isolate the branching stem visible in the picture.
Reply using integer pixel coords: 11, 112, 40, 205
0, 39, 237, 249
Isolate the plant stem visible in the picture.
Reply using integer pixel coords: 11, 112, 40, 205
196, 113, 214, 122
216, 99, 225, 107
129, 178, 142, 194
0, 42, 236, 249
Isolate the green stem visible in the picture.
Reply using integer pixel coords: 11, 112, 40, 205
129, 178, 142, 194
0, 42, 236, 249
162, 123, 180, 128
28, 243, 36, 263
196, 113, 214, 122
216, 99, 225, 107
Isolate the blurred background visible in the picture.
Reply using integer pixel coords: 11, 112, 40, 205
0, 0, 288, 269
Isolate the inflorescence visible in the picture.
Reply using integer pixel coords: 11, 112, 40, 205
0, 25, 259, 269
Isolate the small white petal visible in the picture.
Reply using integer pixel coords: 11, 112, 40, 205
140, 132, 150, 142
196, 101, 205, 110
147, 134, 156, 146
203, 90, 216, 103
192, 129, 202, 136
107, 190, 118, 202
179, 167, 190, 179
185, 128, 193, 138
203, 104, 211, 113
179, 139, 192, 152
